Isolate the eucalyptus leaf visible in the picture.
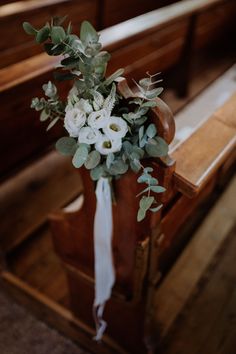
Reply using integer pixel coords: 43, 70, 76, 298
141, 101, 158, 108
90, 165, 105, 181
80, 21, 99, 44
150, 204, 163, 212
145, 87, 163, 99
23, 22, 37, 35
51, 26, 66, 44
150, 185, 166, 193
56, 137, 77, 156
140, 196, 154, 211
108, 160, 128, 175
146, 123, 157, 138
137, 208, 146, 222
36, 26, 50, 43
144, 167, 153, 173
46, 117, 60, 131
104, 69, 124, 86
145, 137, 168, 157
40, 109, 49, 122
106, 153, 114, 169
72, 145, 89, 168
85, 150, 101, 169
130, 160, 141, 172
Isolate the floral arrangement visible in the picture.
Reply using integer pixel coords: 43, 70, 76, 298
23, 18, 169, 221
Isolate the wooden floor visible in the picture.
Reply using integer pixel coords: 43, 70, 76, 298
8, 225, 70, 307
156, 176, 236, 354
159, 224, 236, 354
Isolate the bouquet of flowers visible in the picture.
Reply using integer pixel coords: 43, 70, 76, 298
23, 17, 169, 339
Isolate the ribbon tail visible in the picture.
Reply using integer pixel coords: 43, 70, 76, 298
93, 177, 115, 341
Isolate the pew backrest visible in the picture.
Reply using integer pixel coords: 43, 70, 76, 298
0, 0, 235, 181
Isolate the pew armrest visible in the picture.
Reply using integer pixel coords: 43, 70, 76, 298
170, 94, 236, 197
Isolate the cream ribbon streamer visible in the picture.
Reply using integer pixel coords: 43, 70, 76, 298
93, 177, 115, 341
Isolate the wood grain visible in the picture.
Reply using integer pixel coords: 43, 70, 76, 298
171, 94, 236, 197
0, 151, 82, 252
153, 175, 236, 338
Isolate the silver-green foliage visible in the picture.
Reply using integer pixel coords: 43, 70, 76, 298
23, 17, 169, 221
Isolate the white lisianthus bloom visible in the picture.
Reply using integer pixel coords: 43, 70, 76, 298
95, 134, 122, 155
64, 108, 86, 137
78, 127, 101, 145
103, 116, 128, 140
88, 109, 109, 129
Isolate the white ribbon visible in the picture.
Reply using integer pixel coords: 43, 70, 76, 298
93, 177, 115, 341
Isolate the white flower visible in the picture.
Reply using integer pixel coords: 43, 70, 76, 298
87, 109, 109, 129
75, 98, 93, 114
103, 116, 128, 140
64, 108, 86, 137
78, 127, 101, 145
95, 135, 122, 155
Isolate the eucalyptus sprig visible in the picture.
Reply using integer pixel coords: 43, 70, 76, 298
23, 18, 169, 222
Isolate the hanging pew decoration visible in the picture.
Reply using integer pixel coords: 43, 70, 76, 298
23, 18, 169, 339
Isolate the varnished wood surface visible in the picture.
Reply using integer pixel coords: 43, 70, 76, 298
100, 0, 234, 51
154, 175, 236, 339
8, 225, 69, 305
171, 93, 236, 197
0, 0, 98, 69
159, 225, 236, 354
0, 151, 82, 253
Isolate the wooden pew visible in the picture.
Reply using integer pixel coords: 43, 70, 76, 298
0, 0, 179, 69
0, 2, 235, 350
0, 0, 235, 178
47, 82, 236, 353
100, 0, 175, 28
0, 0, 98, 68
0, 0, 234, 263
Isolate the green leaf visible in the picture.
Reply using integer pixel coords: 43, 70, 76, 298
67, 22, 72, 34
139, 78, 152, 88
141, 101, 158, 108
150, 204, 163, 212
130, 160, 141, 173
36, 26, 50, 43
137, 174, 149, 183
145, 87, 163, 99
139, 126, 144, 145
106, 153, 114, 169
108, 160, 128, 175
40, 109, 49, 122
145, 137, 168, 157
140, 196, 154, 211
56, 137, 77, 156
80, 21, 99, 44
137, 207, 146, 222
84, 150, 101, 169
90, 165, 104, 181
72, 145, 89, 168
150, 186, 166, 193
46, 117, 60, 131
51, 26, 66, 44
104, 68, 124, 86
23, 22, 37, 35
146, 123, 157, 138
